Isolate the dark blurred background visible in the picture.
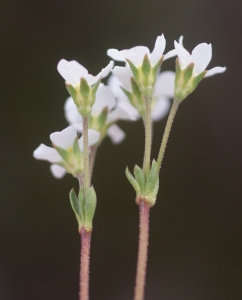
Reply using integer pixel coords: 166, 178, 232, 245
0, 0, 242, 299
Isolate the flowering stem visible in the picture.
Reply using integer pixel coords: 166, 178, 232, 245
143, 96, 152, 177
89, 145, 98, 184
79, 228, 91, 300
157, 99, 180, 170
83, 116, 90, 192
134, 201, 150, 300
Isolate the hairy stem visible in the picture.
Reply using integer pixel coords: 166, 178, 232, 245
79, 229, 91, 300
134, 201, 150, 300
157, 99, 180, 170
142, 96, 152, 177
83, 117, 90, 192
89, 145, 98, 184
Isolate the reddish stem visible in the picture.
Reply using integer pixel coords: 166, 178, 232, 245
80, 229, 91, 300
134, 201, 150, 300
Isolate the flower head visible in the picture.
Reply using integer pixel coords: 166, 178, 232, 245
33, 126, 100, 178
65, 83, 137, 145
174, 38, 226, 101
107, 34, 176, 96
57, 59, 114, 116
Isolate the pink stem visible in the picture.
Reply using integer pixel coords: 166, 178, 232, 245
80, 229, 91, 300
134, 201, 150, 300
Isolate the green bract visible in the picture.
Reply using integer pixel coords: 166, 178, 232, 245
125, 160, 159, 207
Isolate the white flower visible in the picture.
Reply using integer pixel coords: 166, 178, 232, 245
64, 83, 137, 144
174, 40, 226, 77
33, 126, 100, 179
57, 59, 114, 87
107, 34, 175, 67
108, 70, 175, 122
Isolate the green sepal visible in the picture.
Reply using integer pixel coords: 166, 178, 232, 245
183, 63, 194, 85
90, 77, 102, 107
134, 165, 146, 194
53, 145, 70, 162
69, 188, 83, 231
175, 58, 182, 78
73, 137, 81, 157
80, 78, 90, 104
193, 70, 207, 87
66, 83, 77, 101
78, 185, 85, 223
125, 167, 141, 195
126, 59, 139, 81
121, 87, 136, 108
152, 55, 164, 76
141, 54, 151, 82
131, 77, 142, 99
145, 160, 159, 196
84, 186, 97, 232
97, 107, 108, 128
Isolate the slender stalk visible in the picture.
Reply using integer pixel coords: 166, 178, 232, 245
142, 96, 152, 177
157, 99, 180, 170
89, 145, 98, 184
134, 201, 150, 300
83, 116, 90, 192
79, 228, 91, 300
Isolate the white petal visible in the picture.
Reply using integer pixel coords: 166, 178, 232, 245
112, 66, 132, 90
192, 43, 212, 76
50, 164, 66, 179
154, 71, 175, 98
107, 75, 127, 99
205, 66, 226, 78
57, 59, 88, 85
178, 36, 184, 46
117, 99, 140, 120
64, 97, 83, 125
163, 49, 177, 61
120, 46, 150, 66
100, 60, 114, 78
33, 144, 62, 163
92, 85, 116, 113
107, 124, 126, 144
150, 34, 166, 65
50, 126, 77, 149
78, 129, 100, 151
107, 49, 126, 62
151, 97, 170, 122
174, 41, 192, 70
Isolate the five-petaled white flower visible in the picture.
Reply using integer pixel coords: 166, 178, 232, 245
107, 34, 175, 67
64, 84, 138, 145
174, 39, 226, 77
108, 69, 175, 122
33, 126, 100, 179
57, 59, 114, 87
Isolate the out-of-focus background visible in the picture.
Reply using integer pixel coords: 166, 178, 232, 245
1, 0, 242, 299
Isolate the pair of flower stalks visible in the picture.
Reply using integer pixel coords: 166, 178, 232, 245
33, 34, 226, 300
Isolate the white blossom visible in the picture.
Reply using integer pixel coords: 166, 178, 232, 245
107, 34, 176, 67
108, 70, 175, 122
174, 40, 226, 77
57, 59, 114, 87
33, 126, 100, 179
64, 83, 138, 145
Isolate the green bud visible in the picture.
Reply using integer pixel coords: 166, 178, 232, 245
84, 186, 97, 232
175, 58, 207, 102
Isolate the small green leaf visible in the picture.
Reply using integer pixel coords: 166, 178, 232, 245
145, 160, 159, 195
125, 167, 141, 195
66, 83, 77, 100
152, 55, 164, 76
131, 77, 142, 99
126, 59, 139, 81
69, 188, 82, 230
90, 77, 102, 107
134, 165, 146, 194
84, 186, 97, 232
192, 70, 207, 88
